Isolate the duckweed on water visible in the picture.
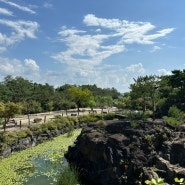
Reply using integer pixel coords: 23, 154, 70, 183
0, 129, 81, 185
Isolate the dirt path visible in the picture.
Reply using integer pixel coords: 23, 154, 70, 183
0, 108, 104, 132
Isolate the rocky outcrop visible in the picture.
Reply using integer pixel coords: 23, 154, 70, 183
65, 120, 185, 185
0, 122, 85, 158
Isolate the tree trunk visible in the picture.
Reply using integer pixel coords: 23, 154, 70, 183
27, 114, 30, 125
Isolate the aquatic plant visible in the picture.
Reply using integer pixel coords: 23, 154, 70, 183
0, 129, 81, 185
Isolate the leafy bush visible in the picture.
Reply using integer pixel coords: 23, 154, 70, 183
16, 130, 28, 138
127, 111, 149, 121
163, 116, 181, 126
46, 121, 57, 130
97, 120, 105, 125
30, 125, 43, 135
145, 178, 164, 185
174, 177, 185, 185
78, 114, 99, 123
145, 177, 185, 185
131, 122, 139, 128
168, 105, 184, 121
163, 106, 184, 126
2, 132, 18, 145
39, 123, 49, 132
66, 125, 74, 137
66, 116, 79, 125
102, 112, 116, 120
57, 165, 80, 185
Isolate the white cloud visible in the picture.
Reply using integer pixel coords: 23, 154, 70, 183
84, 14, 122, 29
53, 27, 125, 66
0, 19, 39, 49
157, 69, 172, 76
43, 2, 53, 9
83, 14, 174, 45
0, 19, 39, 39
24, 59, 39, 72
126, 63, 145, 74
53, 15, 174, 67
0, 57, 40, 81
0, 0, 36, 14
51, 14, 174, 92
44, 62, 146, 93
0, 7, 13, 16
150, 45, 161, 52
0, 46, 6, 53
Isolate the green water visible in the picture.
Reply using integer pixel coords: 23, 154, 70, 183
0, 129, 81, 185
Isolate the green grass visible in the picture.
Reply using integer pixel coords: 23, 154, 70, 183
57, 165, 80, 185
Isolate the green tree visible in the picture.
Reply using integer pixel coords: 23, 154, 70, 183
68, 86, 94, 115
0, 102, 22, 132
130, 75, 159, 120
89, 99, 96, 112
21, 100, 42, 125
168, 69, 185, 109
114, 93, 131, 110
3, 76, 34, 103
46, 100, 54, 112
0, 82, 11, 102
95, 96, 108, 113
33, 83, 55, 111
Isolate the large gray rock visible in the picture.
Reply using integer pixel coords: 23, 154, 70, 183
65, 120, 185, 185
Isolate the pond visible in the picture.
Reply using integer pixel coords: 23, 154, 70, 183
0, 129, 81, 185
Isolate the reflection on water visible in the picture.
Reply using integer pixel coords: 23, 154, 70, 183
25, 151, 67, 185
25, 175, 53, 185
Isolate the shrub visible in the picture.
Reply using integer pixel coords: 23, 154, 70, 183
30, 125, 42, 135
66, 116, 79, 125
39, 123, 49, 132
97, 120, 105, 125
2, 132, 18, 145
16, 130, 28, 138
145, 178, 164, 185
78, 114, 98, 123
162, 106, 184, 126
168, 105, 184, 121
102, 112, 116, 120
46, 121, 57, 130
163, 116, 181, 126
131, 122, 139, 128
66, 125, 74, 137
57, 165, 80, 185
127, 111, 149, 121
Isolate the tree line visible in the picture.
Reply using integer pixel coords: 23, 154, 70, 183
122, 69, 185, 121
0, 75, 122, 130
1, 69, 185, 131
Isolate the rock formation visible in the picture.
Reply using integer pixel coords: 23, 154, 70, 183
65, 120, 185, 185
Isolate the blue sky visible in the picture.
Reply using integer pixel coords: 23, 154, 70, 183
0, 0, 185, 93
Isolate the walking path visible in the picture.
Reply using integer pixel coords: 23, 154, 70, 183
0, 108, 106, 132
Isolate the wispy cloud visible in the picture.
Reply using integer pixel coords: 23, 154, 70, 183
83, 14, 174, 44
51, 14, 174, 92
0, 7, 13, 16
126, 63, 145, 74
0, 19, 39, 47
53, 26, 125, 66
150, 45, 161, 52
0, 0, 36, 14
43, 2, 53, 9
